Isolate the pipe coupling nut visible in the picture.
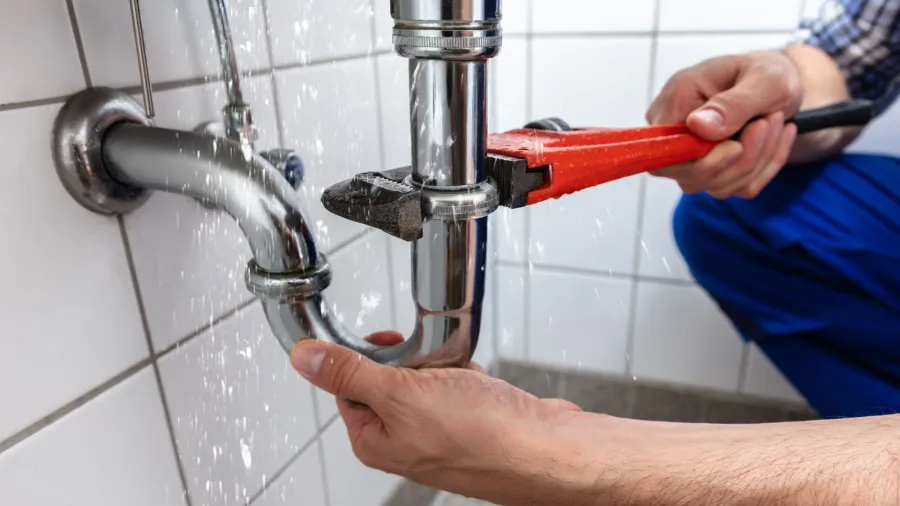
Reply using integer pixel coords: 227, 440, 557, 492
393, 25, 501, 60
415, 178, 500, 221
245, 257, 332, 301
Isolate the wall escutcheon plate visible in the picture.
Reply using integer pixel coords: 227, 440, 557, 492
52, 87, 154, 215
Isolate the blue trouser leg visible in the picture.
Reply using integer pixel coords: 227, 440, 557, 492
672, 153, 900, 419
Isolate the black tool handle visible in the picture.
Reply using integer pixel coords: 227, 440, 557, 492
732, 99, 873, 140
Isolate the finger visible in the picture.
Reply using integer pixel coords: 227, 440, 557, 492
365, 331, 405, 347
290, 341, 395, 406
712, 113, 784, 197
736, 123, 797, 199
653, 141, 743, 185
646, 82, 706, 125
467, 362, 487, 374
686, 69, 792, 141
706, 119, 771, 199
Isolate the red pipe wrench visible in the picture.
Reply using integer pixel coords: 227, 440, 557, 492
486, 99, 873, 209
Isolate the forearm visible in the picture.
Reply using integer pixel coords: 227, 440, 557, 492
782, 43, 865, 163
499, 414, 900, 506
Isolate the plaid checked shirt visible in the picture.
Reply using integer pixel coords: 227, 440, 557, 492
802, 0, 900, 116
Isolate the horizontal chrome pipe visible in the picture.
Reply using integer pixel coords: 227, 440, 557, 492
104, 123, 315, 273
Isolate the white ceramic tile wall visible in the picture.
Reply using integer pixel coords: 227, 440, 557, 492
0, 1, 494, 505
3, 0, 896, 504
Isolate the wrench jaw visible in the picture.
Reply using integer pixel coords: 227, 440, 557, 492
321, 167, 424, 242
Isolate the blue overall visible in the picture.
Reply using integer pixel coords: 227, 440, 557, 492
673, 153, 900, 419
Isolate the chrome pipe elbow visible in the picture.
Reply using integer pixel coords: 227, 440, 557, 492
50, 87, 473, 368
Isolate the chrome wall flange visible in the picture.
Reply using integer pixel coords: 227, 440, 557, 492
52, 87, 153, 215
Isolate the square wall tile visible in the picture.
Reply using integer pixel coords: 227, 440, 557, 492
377, 53, 412, 170
495, 266, 528, 360
743, 344, 805, 403
653, 34, 796, 96
501, 0, 530, 34
658, 0, 803, 32
492, 206, 528, 263
125, 76, 280, 351
638, 177, 692, 281
316, 232, 395, 425
0, 0, 84, 104
74, 0, 270, 87
267, 0, 374, 66
0, 105, 146, 442
0, 368, 185, 506
322, 418, 402, 506
532, 36, 652, 128
528, 270, 632, 374
276, 58, 381, 251
632, 282, 744, 392
373, 0, 393, 51
532, 0, 655, 33
253, 442, 327, 506
530, 176, 642, 275
158, 304, 318, 506
491, 37, 529, 133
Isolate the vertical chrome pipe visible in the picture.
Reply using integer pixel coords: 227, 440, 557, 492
207, 0, 257, 146
127, 0, 154, 117
208, 0, 244, 106
393, 0, 501, 366
410, 60, 489, 187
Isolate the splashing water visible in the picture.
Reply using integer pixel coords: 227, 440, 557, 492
356, 291, 383, 327
240, 439, 252, 469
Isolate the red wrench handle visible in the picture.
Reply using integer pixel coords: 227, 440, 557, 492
488, 125, 716, 206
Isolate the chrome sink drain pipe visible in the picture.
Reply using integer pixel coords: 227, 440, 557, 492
50, 0, 502, 368
393, 0, 502, 366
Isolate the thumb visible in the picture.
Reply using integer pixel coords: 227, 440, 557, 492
290, 340, 391, 405
687, 76, 782, 140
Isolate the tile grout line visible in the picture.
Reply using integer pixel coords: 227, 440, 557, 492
117, 217, 194, 506
529, 28, 797, 38
313, 414, 342, 506
521, 0, 535, 362
625, 0, 663, 379
496, 259, 698, 287
155, 297, 260, 360
488, 20, 500, 366
0, 357, 154, 456
259, 0, 288, 150
0, 52, 393, 113
64, 0, 92, 88
246, 434, 320, 505
0, 95, 72, 112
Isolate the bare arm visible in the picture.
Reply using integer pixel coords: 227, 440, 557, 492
506, 413, 900, 506
784, 43, 866, 164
